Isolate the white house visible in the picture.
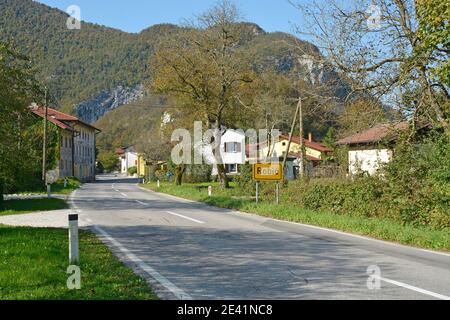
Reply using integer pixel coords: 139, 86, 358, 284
116, 146, 138, 174
207, 129, 246, 176
337, 121, 430, 176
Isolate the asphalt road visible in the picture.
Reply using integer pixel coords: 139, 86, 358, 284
71, 175, 450, 300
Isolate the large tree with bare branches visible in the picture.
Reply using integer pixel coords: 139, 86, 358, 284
150, 0, 255, 188
290, 0, 449, 130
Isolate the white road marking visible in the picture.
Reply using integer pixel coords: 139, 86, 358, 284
135, 200, 147, 206
166, 211, 205, 224
92, 225, 192, 300
114, 189, 120, 192
140, 184, 450, 257
376, 276, 450, 300
120, 192, 128, 197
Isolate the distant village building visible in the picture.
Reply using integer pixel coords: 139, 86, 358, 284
115, 146, 138, 174
337, 121, 431, 176
31, 105, 100, 182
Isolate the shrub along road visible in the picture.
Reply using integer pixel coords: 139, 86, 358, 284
69, 176, 450, 300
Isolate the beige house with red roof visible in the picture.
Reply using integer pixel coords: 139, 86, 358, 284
259, 133, 331, 163
31, 105, 101, 182
254, 133, 332, 179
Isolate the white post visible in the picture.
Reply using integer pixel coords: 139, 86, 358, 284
69, 214, 79, 265
157, 180, 160, 188
276, 182, 279, 205
256, 181, 259, 204
47, 184, 51, 198
64, 178, 68, 188
208, 185, 212, 197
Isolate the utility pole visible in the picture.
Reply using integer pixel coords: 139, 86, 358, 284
298, 98, 304, 178
281, 99, 301, 184
42, 86, 48, 184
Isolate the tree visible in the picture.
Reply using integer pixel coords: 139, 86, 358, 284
97, 152, 119, 172
150, 0, 255, 188
0, 42, 41, 206
291, 0, 449, 130
416, 0, 450, 87
338, 99, 388, 138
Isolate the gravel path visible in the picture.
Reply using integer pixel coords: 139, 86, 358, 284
4, 194, 67, 200
0, 209, 90, 228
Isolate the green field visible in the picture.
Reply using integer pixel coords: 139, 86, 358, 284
0, 225, 157, 300
141, 182, 450, 251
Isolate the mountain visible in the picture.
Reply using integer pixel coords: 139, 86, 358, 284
0, 0, 349, 150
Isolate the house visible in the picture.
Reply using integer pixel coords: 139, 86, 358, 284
31, 105, 100, 182
257, 133, 332, 177
115, 146, 138, 175
261, 133, 332, 164
209, 129, 246, 176
336, 121, 430, 176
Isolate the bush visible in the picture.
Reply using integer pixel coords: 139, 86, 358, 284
233, 164, 253, 193
182, 165, 212, 183
127, 166, 137, 175
282, 131, 450, 230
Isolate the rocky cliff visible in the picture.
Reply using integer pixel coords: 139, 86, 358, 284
75, 85, 144, 124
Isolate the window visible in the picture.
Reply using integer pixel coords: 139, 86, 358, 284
224, 142, 241, 153
227, 164, 238, 173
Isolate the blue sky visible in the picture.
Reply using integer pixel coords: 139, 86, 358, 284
36, 0, 306, 35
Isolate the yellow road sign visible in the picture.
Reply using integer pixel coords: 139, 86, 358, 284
253, 163, 283, 181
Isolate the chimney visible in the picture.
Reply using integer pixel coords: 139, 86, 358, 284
308, 132, 313, 142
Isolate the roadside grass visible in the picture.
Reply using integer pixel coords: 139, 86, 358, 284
0, 225, 157, 300
14, 177, 81, 195
141, 182, 450, 251
49, 177, 81, 195
0, 198, 68, 216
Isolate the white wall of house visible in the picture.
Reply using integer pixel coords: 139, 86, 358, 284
349, 149, 392, 176
210, 130, 246, 175
120, 149, 138, 174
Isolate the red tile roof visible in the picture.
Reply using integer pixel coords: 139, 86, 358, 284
115, 148, 125, 156
31, 105, 101, 132
288, 152, 322, 162
336, 121, 429, 146
279, 134, 332, 153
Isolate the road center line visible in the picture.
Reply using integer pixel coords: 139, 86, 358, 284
377, 276, 449, 300
166, 211, 205, 224
135, 200, 147, 205
92, 225, 192, 300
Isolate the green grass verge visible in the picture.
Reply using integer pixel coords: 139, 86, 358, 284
141, 182, 449, 252
15, 177, 82, 195
0, 198, 68, 216
0, 225, 157, 300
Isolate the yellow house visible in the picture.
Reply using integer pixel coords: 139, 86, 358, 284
137, 154, 147, 177
137, 154, 168, 179
260, 134, 331, 164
